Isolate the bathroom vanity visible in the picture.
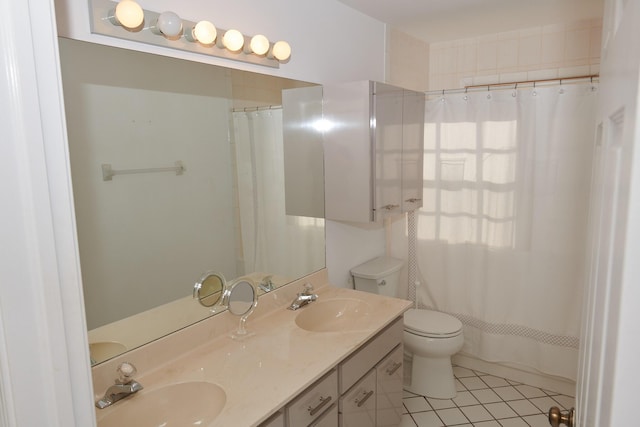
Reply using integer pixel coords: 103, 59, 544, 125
91, 270, 412, 426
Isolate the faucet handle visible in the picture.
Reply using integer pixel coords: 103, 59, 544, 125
116, 362, 137, 384
303, 283, 314, 294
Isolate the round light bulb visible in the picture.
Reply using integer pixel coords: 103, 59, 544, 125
272, 40, 291, 61
156, 11, 182, 37
250, 35, 270, 56
223, 29, 245, 52
114, 0, 144, 29
193, 20, 217, 45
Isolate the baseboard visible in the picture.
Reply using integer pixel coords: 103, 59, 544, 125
452, 353, 576, 397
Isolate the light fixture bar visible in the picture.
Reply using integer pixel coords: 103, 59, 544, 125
89, 0, 281, 68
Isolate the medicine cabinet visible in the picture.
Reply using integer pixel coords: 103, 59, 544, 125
323, 81, 425, 222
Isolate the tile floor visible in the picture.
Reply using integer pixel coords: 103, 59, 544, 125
401, 366, 574, 427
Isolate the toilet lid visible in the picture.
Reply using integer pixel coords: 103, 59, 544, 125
404, 309, 463, 338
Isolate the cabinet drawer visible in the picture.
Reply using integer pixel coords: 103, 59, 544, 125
310, 403, 338, 427
339, 317, 403, 394
287, 370, 338, 426
339, 369, 377, 427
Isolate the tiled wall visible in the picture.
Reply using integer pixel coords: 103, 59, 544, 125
386, 28, 430, 92
428, 18, 602, 91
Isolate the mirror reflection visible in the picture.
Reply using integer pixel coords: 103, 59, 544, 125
58, 38, 325, 365
193, 272, 225, 308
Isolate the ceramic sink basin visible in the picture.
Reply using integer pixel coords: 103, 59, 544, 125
97, 381, 226, 427
89, 341, 127, 365
295, 298, 372, 332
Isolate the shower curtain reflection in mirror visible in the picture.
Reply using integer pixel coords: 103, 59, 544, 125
232, 108, 325, 281
416, 84, 598, 381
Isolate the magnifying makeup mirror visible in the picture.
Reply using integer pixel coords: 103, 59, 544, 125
193, 271, 225, 308
221, 278, 258, 340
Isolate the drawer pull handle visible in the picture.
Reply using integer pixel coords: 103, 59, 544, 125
386, 361, 402, 376
381, 204, 399, 211
355, 390, 374, 408
405, 198, 422, 203
308, 395, 332, 416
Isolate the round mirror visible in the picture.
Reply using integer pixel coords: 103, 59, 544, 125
222, 279, 258, 317
193, 271, 225, 307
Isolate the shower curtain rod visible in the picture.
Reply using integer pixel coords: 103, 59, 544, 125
425, 74, 599, 96
232, 105, 282, 112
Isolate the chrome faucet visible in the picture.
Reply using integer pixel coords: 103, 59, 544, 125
287, 283, 318, 310
96, 362, 144, 409
258, 275, 275, 293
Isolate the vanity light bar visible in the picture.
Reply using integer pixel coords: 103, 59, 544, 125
89, 0, 290, 68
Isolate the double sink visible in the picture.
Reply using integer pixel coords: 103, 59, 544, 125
96, 295, 373, 426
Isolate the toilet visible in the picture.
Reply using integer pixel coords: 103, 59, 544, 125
351, 256, 464, 399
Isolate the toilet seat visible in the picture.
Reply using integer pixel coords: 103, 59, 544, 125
404, 309, 462, 338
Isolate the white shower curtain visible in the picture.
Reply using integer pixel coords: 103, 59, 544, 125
416, 84, 597, 380
232, 109, 324, 281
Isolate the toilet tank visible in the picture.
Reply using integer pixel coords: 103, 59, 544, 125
350, 256, 404, 298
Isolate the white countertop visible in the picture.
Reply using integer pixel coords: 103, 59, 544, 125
92, 270, 412, 426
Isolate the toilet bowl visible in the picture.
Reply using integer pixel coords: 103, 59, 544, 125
350, 256, 465, 399
403, 308, 463, 399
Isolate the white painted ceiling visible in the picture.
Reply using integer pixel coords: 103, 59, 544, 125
337, 0, 605, 42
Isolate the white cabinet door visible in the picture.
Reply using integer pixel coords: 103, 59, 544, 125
374, 83, 404, 219
324, 81, 425, 223
401, 90, 425, 213
339, 369, 377, 427
376, 345, 404, 427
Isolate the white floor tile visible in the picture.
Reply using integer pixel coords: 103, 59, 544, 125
483, 402, 518, 419
452, 391, 480, 407
471, 388, 502, 404
522, 413, 552, 427
411, 411, 444, 427
528, 396, 561, 412
552, 394, 575, 410
435, 407, 468, 425
474, 421, 501, 427
493, 386, 525, 401
507, 399, 542, 416
498, 418, 529, 427
459, 376, 488, 390
403, 368, 574, 427
452, 366, 476, 378
459, 404, 494, 423
426, 398, 456, 410
513, 384, 546, 398
404, 396, 431, 413
401, 413, 418, 427
480, 375, 511, 388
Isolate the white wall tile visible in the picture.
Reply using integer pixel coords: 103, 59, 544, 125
541, 31, 565, 66
518, 34, 542, 68
427, 18, 601, 90
565, 29, 591, 61
497, 38, 519, 71
478, 38, 498, 72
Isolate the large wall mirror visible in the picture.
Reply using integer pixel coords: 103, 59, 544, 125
58, 38, 325, 365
